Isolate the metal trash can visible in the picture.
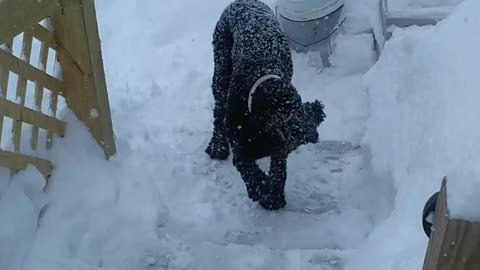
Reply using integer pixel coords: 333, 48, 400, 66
274, 0, 346, 67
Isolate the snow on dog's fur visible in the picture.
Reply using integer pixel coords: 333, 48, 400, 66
205, 0, 326, 210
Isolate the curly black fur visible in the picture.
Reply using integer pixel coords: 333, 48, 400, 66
206, 0, 326, 210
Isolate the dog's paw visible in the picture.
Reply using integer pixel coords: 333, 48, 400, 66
257, 177, 287, 210
243, 170, 267, 202
246, 185, 262, 202
259, 194, 286, 210
205, 144, 230, 160
205, 135, 230, 160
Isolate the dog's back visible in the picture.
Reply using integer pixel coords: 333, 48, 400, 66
210, 0, 311, 160
222, 0, 293, 79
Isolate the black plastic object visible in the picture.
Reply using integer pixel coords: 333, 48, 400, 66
422, 191, 440, 238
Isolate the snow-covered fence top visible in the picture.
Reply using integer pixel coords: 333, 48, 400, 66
0, 0, 116, 179
377, 0, 461, 54
423, 177, 480, 270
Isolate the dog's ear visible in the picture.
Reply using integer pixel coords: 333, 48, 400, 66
304, 100, 326, 126
311, 100, 326, 124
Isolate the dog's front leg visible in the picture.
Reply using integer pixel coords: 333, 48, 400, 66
205, 15, 233, 160
259, 151, 288, 210
232, 155, 265, 202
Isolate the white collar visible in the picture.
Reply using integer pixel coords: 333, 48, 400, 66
247, 74, 281, 113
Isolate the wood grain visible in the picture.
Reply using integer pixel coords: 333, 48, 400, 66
0, 0, 59, 44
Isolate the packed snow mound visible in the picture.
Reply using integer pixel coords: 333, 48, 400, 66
345, 0, 480, 269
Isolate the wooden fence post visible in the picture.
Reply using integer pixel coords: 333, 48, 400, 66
423, 177, 480, 269
52, 0, 116, 159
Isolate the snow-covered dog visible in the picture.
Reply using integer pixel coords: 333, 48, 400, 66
205, 0, 326, 210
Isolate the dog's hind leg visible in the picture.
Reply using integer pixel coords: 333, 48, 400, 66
206, 12, 233, 160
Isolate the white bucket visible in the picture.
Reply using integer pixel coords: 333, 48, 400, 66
274, 0, 346, 67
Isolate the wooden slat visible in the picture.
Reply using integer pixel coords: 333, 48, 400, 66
53, 0, 117, 158
12, 31, 34, 152
0, 0, 59, 44
81, 0, 116, 157
0, 39, 13, 146
0, 41, 12, 96
31, 24, 56, 49
0, 149, 53, 177
47, 79, 59, 149
0, 48, 64, 96
43, 18, 59, 149
0, 98, 66, 137
31, 40, 50, 150
423, 178, 449, 270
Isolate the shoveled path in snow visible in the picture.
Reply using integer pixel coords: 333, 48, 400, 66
159, 139, 377, 269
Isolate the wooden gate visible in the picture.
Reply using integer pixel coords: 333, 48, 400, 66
0, 0, 116, 179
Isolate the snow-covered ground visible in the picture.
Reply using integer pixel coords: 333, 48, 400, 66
1, 0, 479, 269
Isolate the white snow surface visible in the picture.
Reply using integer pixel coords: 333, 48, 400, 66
447, 170, 480, 222
1, 0, 480, 269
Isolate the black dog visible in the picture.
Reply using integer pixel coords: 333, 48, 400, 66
206, 0, 326, 210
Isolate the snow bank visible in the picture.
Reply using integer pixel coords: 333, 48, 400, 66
345, 0, 480, 268
15, 112, 181, 270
